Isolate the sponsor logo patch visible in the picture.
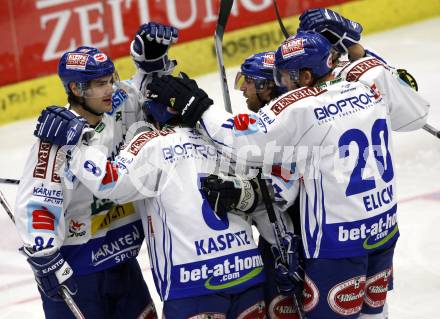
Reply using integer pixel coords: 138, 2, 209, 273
66, 53, 89, 70
233, 113, 260, 136
32, 207, 55, 231
269, 295, 299, 319
364, 268, 392, 308
346, 58, 384, 82
99, 161, 119, 190
281, 38, 305, 59
91, 202, 135, 235
68, 219, 86, 238
128, 128, 175, 155
91, 224, 142, 266
51, 146, 62, 183
303, 275, 319, 312
327, 276, 366, 316
33, 141, 52, 179
93, 53, 108, 62
263, 52, 275, 67
109, 88, 128, 115
187, 314, 225, 319
237, 301, 266, 319
271, 87, 325, 116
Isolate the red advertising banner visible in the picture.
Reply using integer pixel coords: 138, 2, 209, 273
0, 0, 352, 87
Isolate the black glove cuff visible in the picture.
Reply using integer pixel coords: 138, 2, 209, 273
181, 96, 213, 127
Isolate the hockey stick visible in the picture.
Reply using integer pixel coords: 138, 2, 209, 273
0, 178, 20, 185
214, 0, 234, 113
423, 123, 440, 139
256, 173, 304, 319
0, 190, 85, 319
273, 0, 290, 38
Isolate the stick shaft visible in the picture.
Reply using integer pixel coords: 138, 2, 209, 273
215, 0, 234, 113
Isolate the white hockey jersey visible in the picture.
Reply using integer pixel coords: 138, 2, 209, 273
14, 80, 148, 275
64, 127, 265, 301
199, 57, 430, 259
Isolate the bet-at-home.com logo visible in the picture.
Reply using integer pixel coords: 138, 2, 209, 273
180, 255, 263, 290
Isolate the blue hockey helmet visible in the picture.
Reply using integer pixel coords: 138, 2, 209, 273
58, 46, 116, 95
143, 100, 178, 126
274, 31, 332, 87
235, 51, 276, 92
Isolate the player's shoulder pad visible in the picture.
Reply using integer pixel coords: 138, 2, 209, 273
341, 57, 389, 82
269, 86, 327, 116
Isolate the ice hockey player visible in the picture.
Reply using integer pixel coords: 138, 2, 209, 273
208, 51, 304, 319
15, 22, 178, 319
144, 27, 430, 319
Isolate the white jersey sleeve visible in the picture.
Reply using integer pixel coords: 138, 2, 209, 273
200, 87, 325, 166
15, 141, 65, 257
66, 128, 175, 204
338, 57, 430, 131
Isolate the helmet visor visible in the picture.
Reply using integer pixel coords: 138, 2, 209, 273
79, 72, 120, 99
234, 72, 271, 92
273, 67, 299, 90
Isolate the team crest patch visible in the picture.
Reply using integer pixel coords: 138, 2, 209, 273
327, 275, 366, 316
364, 268, 391, 308
303, 275, 319, 312
281, 38, 305, 59
269, 295, 300, 319
66, 53, 89, 70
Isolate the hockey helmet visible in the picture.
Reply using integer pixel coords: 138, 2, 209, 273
58, 46, 116, 95
235, 51, 276, 92
143, 100, 178, 126
274, 31, 332, 87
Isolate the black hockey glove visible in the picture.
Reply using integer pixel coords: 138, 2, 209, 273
146, 73, 213, 127
298, 8, 363, 53
201, 174, 259, 219
131, 22, 178, 73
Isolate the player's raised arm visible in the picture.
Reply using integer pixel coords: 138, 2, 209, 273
298, 8, 430, 132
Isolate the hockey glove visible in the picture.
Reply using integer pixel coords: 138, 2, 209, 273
147, 73, 213, 127
34, 106, 88, 146
201, 175, 260, 219
131, 22, 178, 73
20, 247, 77, 301
298, 8, 363, 53
271, 232, 303, 296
